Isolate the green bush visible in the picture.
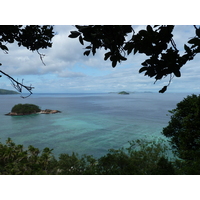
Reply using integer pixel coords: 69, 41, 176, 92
5, 137, 200, 175
162, 94, 200, 161
0, 138, 56, 175
0, 138, 177, 175
11, 104, 41, 114
97, 139, 175, 175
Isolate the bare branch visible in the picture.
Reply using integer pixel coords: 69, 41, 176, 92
170, 38, 178, 51
0, 70, 34, 98
37, 50, 46, 66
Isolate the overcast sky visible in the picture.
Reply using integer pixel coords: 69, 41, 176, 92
0, 25, 200, 93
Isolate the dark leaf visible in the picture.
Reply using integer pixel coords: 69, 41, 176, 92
184, 44, 191, 53
188, 37, 200, 45
196, 28, 200, 37
133, 48, 138, 55
85, 46, 92, 49
104, 52, 111, 61
139, 66, 148, 73
173, 70, 181, 77
159, 86, 167, 93
146, 68, 156, 77
0, 45, 8, 51
139, 30, 147, 36
155, 74, 163, 80
120, 55, 127, 61
124, 43, 134, 55
112, 60, 117, 68
147, 25, 153, 32
79, 35, 84, 45
92, 47, 96, 55
127, 47, 132, 55
83, 50, 90, 56
68, 31, 80, 38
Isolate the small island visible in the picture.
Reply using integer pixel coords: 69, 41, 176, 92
118, 91, 129, 95
5, 103, 61, 116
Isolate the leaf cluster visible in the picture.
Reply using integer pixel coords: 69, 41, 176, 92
69, 25, 133, 67
2, 136, 200, 175
69, 25, 200, 92
0, 138, 55, 175
97, 139, 175, 175
0, 137, 178, 175
162, 94, 200, 161
0, 25, 54, 52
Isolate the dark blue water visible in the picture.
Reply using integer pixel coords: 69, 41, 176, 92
0, 92, 192, 158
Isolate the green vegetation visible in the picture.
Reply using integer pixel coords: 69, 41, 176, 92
0, 137, 197, 175
162, 94, 200, 161
11, 104, 41, 115
118, 91, 129, 95
0, 89, 19, 94
0, 138, 175, 175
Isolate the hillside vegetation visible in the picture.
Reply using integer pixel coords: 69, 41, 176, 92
0, 89, 19, 94
118, 91, 129, 95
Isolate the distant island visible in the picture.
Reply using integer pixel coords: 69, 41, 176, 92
0, 89, 19, 95
118, 91, 129, 95
5, 103, 61, 116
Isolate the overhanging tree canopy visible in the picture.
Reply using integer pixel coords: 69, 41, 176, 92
0, 25, 54, 97
1, 25, 200, 96
69, 25, 200, 93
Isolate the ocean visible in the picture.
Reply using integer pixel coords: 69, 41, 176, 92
0, 92, 193, 158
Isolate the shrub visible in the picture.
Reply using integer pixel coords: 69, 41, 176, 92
162, 94, 200, 161
0, 138, 56, 175
97, 139, 174, 175
0, 138, 176, 175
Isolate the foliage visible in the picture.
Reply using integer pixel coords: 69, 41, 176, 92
2, 137, 200, 175
0, 25, 54, 97
0, 138, 56, 175
0, 138, 180, 175
0, 25, 54, 52
69, 25, 200, 92
97, 139, 175, 175
162, 94, 200, 161
0, 88, 19, 94
118, 91, 129, 95
57, 153, 97, 175
11, 103, 41, 115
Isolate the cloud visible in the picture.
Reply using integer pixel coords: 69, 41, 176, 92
56, 70, 86, 78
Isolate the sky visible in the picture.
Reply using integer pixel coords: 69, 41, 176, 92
1, 25, 200, 94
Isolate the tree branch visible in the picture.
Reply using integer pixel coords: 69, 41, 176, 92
0, 70, 34, 98
37, 50, 46, 66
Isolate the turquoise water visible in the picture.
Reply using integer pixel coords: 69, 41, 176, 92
0, 92, 191, 158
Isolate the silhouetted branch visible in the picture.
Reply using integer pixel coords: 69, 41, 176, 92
170, 38, 178, 51
37, 50, 46, 66
0, 70, 34, 98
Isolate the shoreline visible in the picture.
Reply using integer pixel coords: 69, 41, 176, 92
5, 109, 61, 116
